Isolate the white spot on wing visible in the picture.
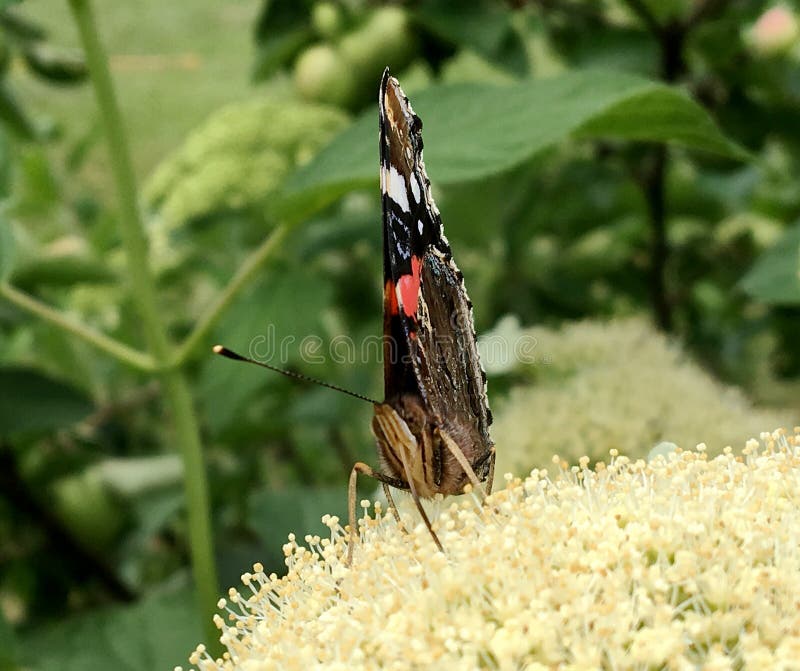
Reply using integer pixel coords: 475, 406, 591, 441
418, 220, 424, 235
388, 165, 410, 212
410, 177, 421, 203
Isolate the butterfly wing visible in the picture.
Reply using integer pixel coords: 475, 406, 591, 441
379, 70, 492, 452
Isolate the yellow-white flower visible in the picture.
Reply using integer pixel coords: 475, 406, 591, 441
485, 317, 794, 476
181, 428, 800, 670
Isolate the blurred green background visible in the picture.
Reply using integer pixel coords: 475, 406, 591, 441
0, 0, 798, 668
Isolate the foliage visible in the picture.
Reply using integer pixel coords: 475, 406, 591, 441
0, 7, 86, 140
0, 0, 798, 669
740, 217, 800, 304
20, 588, 201, 671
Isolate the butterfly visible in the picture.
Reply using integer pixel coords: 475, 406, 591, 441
345, 70, 495, 562
214, 69, 495, 564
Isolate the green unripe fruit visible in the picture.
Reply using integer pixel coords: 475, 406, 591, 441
52, 469, 124, 550
339, 6, 413, 73
294, 43, 355, 107
312, 2, 342, 39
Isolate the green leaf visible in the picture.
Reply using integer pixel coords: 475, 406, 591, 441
555, 26, 658, 75
20, 588, 201, 671
22, 43, 87, 85
573, 87, 742, 154
0, 10, 46, 43
249, 485, 348, 567
0, 367, 93, 437
0, 82, 37, 140
0, 216, 15, 281
253, 0, 312, 43
740, 220, 800, 305
10, 255, 116, 290
287, 70, 747, 203
415, 0, 528, 76
199, 265, 334, 433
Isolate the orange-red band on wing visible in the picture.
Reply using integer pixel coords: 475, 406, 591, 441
397, 255, 421, 317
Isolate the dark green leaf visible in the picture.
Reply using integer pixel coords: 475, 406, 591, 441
415, 0, 528, 76
199, 266, 333, 433
10, 256, 116, 290
0, 367, 93, 437
288, 70, 747, 204
22, 43, 87, 85
0, 82, 37, 140
253, 0, 312, 42
573, 87, 744, 155
555, 26, 658, 75
20, 588, 201, 671
0, 10, 45, 43
740, 220, 800, 305
249, 485, 348, 567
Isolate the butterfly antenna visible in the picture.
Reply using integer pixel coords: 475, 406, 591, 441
212, 345, 379, 405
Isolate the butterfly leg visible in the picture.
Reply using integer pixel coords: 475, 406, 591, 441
395, 457, 444, 556
485, 446, 496, 496
381, 482, 405, 530
347, 462, 407, 566
439, 430, 487, 498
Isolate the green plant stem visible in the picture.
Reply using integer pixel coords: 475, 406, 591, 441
641, 146, 671, 331
173, 222, 290, 367
0, 282, 157, 370
67, 0, 220, 653
619, 0, 688, 333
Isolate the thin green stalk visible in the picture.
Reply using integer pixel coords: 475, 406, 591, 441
0, 282, 156, 371
67, 0, 220, 653
173, 222, 290, 366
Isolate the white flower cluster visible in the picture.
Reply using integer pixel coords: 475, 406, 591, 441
486, 317, 793, 476
181, 428, 800, 671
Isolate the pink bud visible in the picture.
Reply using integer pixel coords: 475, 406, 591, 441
748, 5, 800, 56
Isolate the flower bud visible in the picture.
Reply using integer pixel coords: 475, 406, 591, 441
746, 4, 800, 56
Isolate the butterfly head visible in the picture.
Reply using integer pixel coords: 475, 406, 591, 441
372, 396, 492, 499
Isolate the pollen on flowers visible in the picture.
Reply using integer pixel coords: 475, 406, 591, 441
183, 428, 800, 671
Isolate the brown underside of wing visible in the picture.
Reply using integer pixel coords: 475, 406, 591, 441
414, 249, 493, 474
